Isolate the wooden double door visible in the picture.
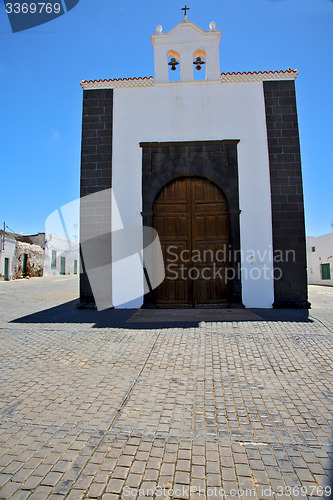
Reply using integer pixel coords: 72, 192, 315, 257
153, 177, 230, 308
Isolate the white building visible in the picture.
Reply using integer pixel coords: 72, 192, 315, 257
307, 233, 333, 286
79, 11, 309, 310
44, 234, 79, 276
0, 231, 17, 281
0, 231, 79, 280
0, 231, 45, 280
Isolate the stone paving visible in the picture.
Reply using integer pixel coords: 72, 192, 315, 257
0, 277, 332, 499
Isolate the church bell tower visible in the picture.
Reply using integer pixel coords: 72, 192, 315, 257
151, 7, 221, 83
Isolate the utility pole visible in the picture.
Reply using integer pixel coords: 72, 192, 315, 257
2, 222, 5, 251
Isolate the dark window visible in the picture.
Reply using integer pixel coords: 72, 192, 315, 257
74, 260, 78, 275
311, 246, 315, 252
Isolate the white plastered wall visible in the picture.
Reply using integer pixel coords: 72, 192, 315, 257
0, 235, 16, 280
307, 233, 333, 286
111, 80, 275, 308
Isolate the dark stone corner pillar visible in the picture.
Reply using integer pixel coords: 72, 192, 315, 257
263, 80, 310, 309
79, 88, 113, 309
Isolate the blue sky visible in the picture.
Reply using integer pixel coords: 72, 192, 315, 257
0, 0, 332, 237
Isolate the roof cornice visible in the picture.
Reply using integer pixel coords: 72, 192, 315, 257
80, 69, 298, 90
220, 69, 298, 83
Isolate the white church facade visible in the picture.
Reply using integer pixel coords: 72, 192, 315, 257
79, 12, 309, 310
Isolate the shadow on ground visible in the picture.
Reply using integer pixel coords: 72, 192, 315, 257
10, 299, 312, 329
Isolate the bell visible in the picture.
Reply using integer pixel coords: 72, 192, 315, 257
168, 57, 179, 71
193, 56, 205, 71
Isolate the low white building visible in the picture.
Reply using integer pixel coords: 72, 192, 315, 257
307, 233, 333, 286
44, 234, 79, 276
0, 231, 44, 280
0, 231, 79, 280
0, 231, 17, 281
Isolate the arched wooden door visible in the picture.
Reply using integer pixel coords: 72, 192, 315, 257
153, 177, 230, 308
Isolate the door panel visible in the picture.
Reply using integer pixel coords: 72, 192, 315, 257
22, 254, 28, 276
4, 258, 9, 281
153, 177, 229, 308
60, 257, 66, 275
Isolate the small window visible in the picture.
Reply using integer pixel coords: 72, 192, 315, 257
74, 260, 78, 275
321, 263, 331, 280
51, 250, 57, 269
311, 246, 315, 252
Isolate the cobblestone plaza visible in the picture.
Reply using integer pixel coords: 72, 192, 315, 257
0, 277, 332, 499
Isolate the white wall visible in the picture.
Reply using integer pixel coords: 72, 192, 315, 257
44, 235, 79, 276
111, 80, 275, 308
0, 234, 17, 280
307, 233, 333, 286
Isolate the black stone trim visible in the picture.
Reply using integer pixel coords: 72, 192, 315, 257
140, 140, 238, 147
141, 140, 243, 308
79, 89, 113, 308
263, 80, 310, 309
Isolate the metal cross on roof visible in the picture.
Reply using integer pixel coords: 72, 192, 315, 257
181, 5, 190, 17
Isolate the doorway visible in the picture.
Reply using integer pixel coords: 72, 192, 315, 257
4, 258, 9, 281
22, 254, 28, 277
153, 177, 230, 308
60, 257, 66, 275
